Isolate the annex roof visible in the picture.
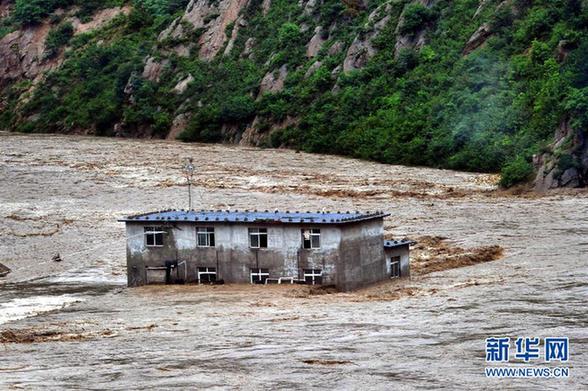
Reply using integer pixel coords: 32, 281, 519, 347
119, 209, 390, 225
384, 239, 415, 249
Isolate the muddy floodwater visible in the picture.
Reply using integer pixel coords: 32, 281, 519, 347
0, 132, 587, 390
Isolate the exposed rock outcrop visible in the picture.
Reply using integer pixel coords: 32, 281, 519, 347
262, 0, 272, 15
534, 121, 588, 191
142, 56, 169, 83
306, 26, 326, 58
463, 22, 492, 55
70, 6, 131, 34
160, 0, 250, 61
300, 0, 319, 16
240, 115, 298, 146
173, 74, 194, 94
0, 0, 11, 19
305, 61, 322, 78
167, 113, 191, 140
473, 0, 491, 19
0, 23, 53, 87
0, 6, 131, 88
394, 0, 437, 58
328, 41, 344, 56
259, 64, 288, 95
343, 4, 392, 72
241, 37, 255, 58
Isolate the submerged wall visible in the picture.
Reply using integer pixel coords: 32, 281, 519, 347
384, 245, 411, 278
125, 218, 393, 290
125, 222, 343, 287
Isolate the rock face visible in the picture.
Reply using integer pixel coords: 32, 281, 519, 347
160, 0, 250, 61
343, 5, 391, 72
394, 0, 437, 58
0, 6, 131, 88
463, 23, 492, 54
306, 26, 326, 58
534, 121, 588, 191
240, 115, 298, 146
305, 60, 322, 78
173, 74, 194, 94
167, 113, 191, 140
142, 56, 168, 83
262, 0, 272, 15
259, 65, 288, 95
70, 6, 131, 34
0, 23, 53, 87
0, 0, 11, 19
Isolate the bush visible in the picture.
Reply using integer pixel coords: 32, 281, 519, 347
44, 22, 74, 59
399, 4, 435, 36
220, 96, 256, 123
499, 156, 534, 188
12, 0, 62, 25
278, 22, 301, 49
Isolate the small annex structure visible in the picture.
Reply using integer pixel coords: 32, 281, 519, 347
119, 209, 413, 291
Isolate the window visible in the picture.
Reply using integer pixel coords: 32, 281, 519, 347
145, 227, 164, 247
198, 267, 217, 284
250, 268, 269, 284
197, 227, 215, 247
249, 228, 268, 248
304, 269, 323, 285
390, 256, 401, 278
302, 228, 320, 249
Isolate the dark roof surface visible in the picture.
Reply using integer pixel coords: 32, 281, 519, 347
119, 209, 389, 225
384, 239, 415, 249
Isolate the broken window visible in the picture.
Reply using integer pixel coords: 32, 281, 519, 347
145, 227, 165, 247
250, 268, 269, 284
249, 228, 268, 248
302, 228, 321, 249
197, 227, 215, 247
303, 269, 323, 285
390, 256, 401, 278
198, 267, 217, 284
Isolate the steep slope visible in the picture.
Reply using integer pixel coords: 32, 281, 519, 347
0, 0, 587, 189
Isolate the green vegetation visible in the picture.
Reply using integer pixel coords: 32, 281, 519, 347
44, 22, 73, 58
499, 156, 534, 188
11, 0, 124, 26
2, 0, 588, 187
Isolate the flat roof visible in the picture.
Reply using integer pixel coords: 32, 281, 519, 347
384, 239, 415, 249
119, 209, 390, 225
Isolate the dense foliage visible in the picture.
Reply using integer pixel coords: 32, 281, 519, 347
2, 0, 588, 187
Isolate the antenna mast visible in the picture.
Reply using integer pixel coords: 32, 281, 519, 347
183, 158, 195, 210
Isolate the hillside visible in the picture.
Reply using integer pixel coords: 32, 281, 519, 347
0, 0, 587, 189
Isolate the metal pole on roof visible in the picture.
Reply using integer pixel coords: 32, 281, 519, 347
183, 158, 195, 210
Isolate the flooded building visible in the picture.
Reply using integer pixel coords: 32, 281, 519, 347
120, 210, 413, 291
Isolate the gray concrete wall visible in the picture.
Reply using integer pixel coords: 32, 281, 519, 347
384, 245, 411, 278
337, 218, 387, 291
125, 222, 342, 287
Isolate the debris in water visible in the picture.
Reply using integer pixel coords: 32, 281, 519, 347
0, 262, 10, 277
52, 253, 63, 262
301, 359, 353, 366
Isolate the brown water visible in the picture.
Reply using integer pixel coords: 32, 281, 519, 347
0, 132, 586, 390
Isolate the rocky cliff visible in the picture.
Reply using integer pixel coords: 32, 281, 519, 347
1, 0, 587, 190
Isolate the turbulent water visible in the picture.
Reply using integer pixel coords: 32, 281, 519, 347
0, 132, 587, 390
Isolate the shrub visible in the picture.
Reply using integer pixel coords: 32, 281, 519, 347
278, 22, 301, 49
399, 4, 435, 36
219, 96, 256, 123
499, 156, 534, 188
44, 22, 74, 59
12, 0, 61, 25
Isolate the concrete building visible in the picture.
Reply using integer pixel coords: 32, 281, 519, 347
120, 210, 412, 291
